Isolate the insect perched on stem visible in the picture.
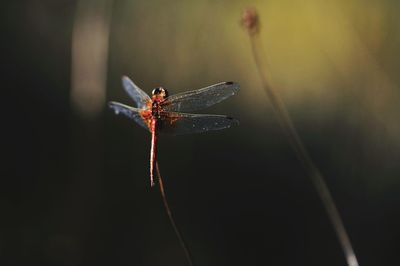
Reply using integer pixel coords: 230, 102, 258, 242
109, 76, 239, 186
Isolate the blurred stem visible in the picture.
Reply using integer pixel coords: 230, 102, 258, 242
246, 26, 359, 266
155, 162, 195, 266
71, 0, 113, 118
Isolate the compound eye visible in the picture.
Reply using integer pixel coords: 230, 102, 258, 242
152, 87, 161, 95
152, 87, 168, 97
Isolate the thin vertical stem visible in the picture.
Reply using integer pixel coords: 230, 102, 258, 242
242, 8, 359, 266
155, 161, 195, 266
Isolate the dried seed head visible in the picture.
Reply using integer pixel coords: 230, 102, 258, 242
241, 7, 260, 36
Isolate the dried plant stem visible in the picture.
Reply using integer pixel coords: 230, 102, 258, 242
155, 161, 195, 266
243, 14, 359, 266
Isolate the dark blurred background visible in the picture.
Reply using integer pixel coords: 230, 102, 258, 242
2, 1, 400, 265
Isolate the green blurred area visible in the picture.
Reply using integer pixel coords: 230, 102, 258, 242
3, 0, 400, 266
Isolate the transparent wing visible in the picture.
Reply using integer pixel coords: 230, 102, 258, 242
162, 82, 239, 112
109, 101, 149, 130
158, 112, 239, 135
121, 76, 151, 109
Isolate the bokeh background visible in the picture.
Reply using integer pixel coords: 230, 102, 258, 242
3, 0, 400, 265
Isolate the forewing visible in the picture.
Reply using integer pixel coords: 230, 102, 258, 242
122, 76, 151, 109
158, 112, 239, 135
109, 101, 149, 130
162, 82, 239, 112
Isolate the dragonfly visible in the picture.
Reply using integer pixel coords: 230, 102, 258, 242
109, 76, 240, 187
